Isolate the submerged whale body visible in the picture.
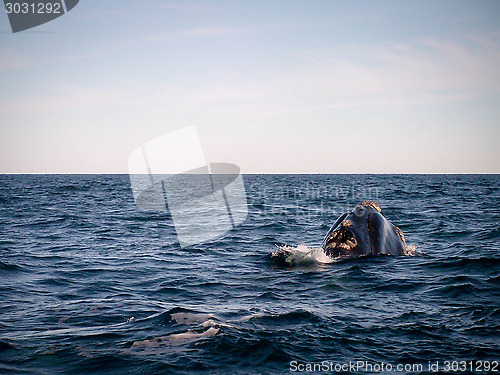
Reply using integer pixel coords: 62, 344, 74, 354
322, 201, 406, 259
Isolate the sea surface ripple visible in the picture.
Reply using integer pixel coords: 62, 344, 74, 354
0, 174, 498, 374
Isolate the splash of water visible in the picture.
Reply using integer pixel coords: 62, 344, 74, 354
271, 242, 421, 268
270, 244, 342, 267
403, 243, 421, 256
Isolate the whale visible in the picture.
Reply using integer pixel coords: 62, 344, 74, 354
322, 201, 406, 259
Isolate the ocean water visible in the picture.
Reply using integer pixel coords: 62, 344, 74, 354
0, 174, 498, 374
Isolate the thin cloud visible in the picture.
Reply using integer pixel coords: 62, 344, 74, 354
0, 82, 135, 116
147, 26, 247, 41
144, 2, 205, 12
0, 48, 30, 72
0, 47, 101, 73
4, 32, 498, 119
265, 32, 500, 113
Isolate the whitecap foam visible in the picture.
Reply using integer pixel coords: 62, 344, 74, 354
403, 243, 421, 256
270, 244, 341, 267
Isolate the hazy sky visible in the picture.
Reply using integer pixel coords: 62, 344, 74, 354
1, 0, 499, 173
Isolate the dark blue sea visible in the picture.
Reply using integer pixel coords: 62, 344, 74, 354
0, 174, 499, 374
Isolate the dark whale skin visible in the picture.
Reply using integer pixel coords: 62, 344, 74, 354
322, 201, 406, 259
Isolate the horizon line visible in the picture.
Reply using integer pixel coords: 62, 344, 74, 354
1, 172, 499, 176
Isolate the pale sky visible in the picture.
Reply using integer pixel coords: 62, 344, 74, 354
1, 0, 499, 173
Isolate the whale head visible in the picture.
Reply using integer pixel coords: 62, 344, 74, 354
322, 201, 406, 258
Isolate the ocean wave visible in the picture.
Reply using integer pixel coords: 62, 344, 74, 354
427, 256, 500, 273
0, 261, 23, 272
1, 174, 499, 374
246, 309, 322, 325
0, 341, 14, 351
